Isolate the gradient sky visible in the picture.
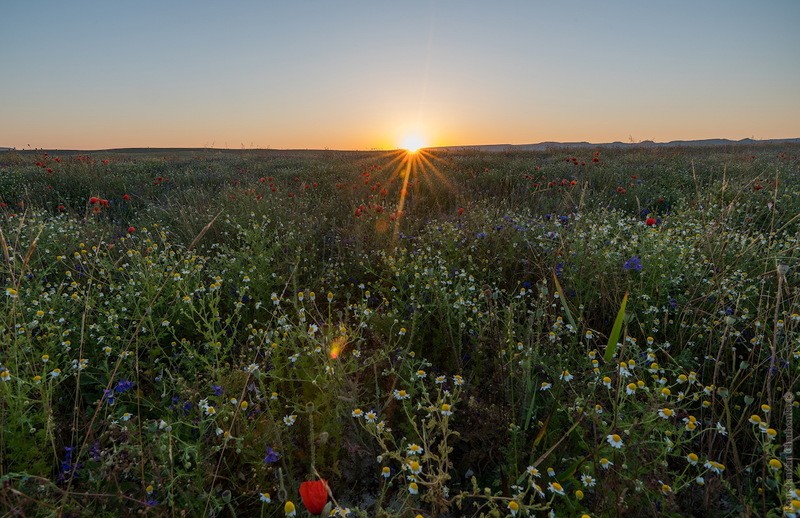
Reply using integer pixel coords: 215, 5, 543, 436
2, 1, 799, 150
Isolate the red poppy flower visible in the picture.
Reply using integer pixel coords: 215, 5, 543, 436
122, 194, 130, 201
89, 196, 100, 204
299, 480, 328, 515
646, 217, 656, 226
458, 207, 464, 216
128, 226, 135, 234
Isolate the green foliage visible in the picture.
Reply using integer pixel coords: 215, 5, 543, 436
1, 145, 799, 516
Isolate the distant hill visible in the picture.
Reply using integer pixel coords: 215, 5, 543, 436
4, 138, 799, 155
432, 137, 800, 152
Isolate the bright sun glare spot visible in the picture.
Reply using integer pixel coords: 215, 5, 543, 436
400, 134, 426, 153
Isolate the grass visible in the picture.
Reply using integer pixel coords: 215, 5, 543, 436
0, 144, 798, 517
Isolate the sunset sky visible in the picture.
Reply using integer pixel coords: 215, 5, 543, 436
2, 1, 799, 150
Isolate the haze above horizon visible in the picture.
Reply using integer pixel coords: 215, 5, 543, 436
2, 1, 799, 151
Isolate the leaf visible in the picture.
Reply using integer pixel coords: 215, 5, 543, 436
532, 412, 552, 448
551, 270, 576, 329
604, 292, 629, 364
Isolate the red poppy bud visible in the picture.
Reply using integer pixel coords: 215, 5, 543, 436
299, 480, 328, 515
458, 207, 464, 216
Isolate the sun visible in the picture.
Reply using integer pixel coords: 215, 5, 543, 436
399, 133, 427, 153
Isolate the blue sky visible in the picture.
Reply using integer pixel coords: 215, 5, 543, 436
2, 1, 798, 149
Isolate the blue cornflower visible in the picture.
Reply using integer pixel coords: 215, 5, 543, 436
623, 256, 643, 271
212, 384, 223, 396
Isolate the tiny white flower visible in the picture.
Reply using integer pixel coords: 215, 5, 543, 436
607, 434, 624, 448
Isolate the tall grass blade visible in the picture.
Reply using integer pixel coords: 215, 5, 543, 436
604, 292, 628, 364
551, 270, 576, 329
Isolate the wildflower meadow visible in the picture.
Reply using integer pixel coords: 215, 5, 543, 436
1, 145, 798, 517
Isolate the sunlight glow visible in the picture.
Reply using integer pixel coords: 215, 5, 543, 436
399, 133, 427, 153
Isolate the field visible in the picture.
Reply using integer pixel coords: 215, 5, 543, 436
0, 145, 798, 517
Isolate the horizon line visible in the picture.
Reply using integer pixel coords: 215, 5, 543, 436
3, 136, 800, 153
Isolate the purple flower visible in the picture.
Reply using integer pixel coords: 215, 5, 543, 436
90, 441, 101, 461
263, 447, 280, 464
57, 446, 81, 483
211, 384, 223, 396
115, 379, 135, 393
623, 256, 643, 271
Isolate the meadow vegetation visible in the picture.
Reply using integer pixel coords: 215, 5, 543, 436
0, 144, 798, 517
